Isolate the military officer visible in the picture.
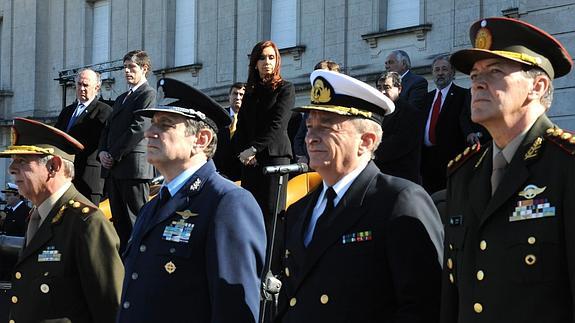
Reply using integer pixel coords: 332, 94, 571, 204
441, 17, 575, 323
117, 78, 266, 323
0, 118, 123, 322
0, 183, 30, 281
275, 70, 444, 323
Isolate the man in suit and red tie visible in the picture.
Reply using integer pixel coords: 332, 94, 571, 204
55, 68, 112, 205
276, 70, 443, 323
421, 55, 486, 194
99, 50, 156, 252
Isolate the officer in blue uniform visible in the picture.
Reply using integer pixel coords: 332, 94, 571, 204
117, 78, 266, 323
441, 17, 575, 323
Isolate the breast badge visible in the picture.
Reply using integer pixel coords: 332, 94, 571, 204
162, 219, 194, 243
164, 261, 176, 274
510, 185, 555, 222
176, 210, 198, 219
38, 246, 62, 262
341, 230, 372, 245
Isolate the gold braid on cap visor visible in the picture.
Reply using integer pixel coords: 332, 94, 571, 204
491, 50, 542, 66
306, 105, 373, 118
6, 145, 54, 154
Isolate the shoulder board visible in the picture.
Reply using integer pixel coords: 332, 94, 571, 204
52, 199, 96, 224
545, 127, 575, 155
447, 143, 483, 176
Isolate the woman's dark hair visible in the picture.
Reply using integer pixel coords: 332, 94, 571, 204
247, 40, 283, 91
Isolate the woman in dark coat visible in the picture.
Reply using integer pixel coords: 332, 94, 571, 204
234, 40, 295, 236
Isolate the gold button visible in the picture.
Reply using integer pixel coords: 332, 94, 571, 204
554, 128, 564, 137
525, 254, 537, 265
82, 207, 90, 214
68, 199, 75, 205
449, 244, 453, 250
284, 267, 290, 277
449, 273, 455, 284
9, 319, 14, 323
474, 302, 483, 313
479, 240, 487, 251
527, 236, 536, 245
11, 296, 17, 304
320, 294, 329, 304
447, 258, 453, 270
463, 147, 470, 156
73, 201, 81, 208
476, 270, 485, 281
14, 272, 21, 279
455, 154, 462, 162
289, 297, 297, 307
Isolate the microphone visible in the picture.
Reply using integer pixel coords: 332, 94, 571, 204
262, 163, 309, 175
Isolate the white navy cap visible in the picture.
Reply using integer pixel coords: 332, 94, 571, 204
294, 70, 395, 123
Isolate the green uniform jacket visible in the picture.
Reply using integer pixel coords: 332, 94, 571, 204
441, 115, 575, 323
10, 185, 123, 323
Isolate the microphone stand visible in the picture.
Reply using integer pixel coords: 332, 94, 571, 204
258, 173, 286, 323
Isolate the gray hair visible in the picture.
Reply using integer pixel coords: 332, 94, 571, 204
431, 55, 452, 69
524, 68, 554, 109
183, 119, 218, 159
75, 68, 102, 88
38, 155, 75, 179
349, 118, 383, 159
391, 50, 412, 69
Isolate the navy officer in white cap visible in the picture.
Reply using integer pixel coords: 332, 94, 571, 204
275, 70, 444, 323
117, 78, 266, 323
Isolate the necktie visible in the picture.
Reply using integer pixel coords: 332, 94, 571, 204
230, 113, 238, 137
428, 90, 443, 145
139, 187, 171, 232
122, 89, 133, 104
66, 103, 84, 131
304, 187, 337, 246
26, 207, 40, 246
491, 150, 508, 195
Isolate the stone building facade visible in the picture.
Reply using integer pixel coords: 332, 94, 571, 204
0, 0, 573, 185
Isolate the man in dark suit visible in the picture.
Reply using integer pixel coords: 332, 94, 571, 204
118, 78, 266, 323
213, 82, 245, 181
385, 50, 428, 110
420, 55, 484, 194
276, 70, 443, 323
99, 50, 156, 252
55, 68, 112, 205
0, 183, 30, 280
0, 118, 123, 322
441, 17, 575, 323
375, 71, 425, 183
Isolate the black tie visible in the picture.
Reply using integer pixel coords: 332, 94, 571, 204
155, 187, 171, 212
311, 187, 337, 242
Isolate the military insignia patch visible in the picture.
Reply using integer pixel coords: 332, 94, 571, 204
311, 77, 332, 104
176, 210, 198, 219
164, 261, 176, 274
510, 198, 555, 222
341, 230, 372, 244
38, 246, 62, 262
162, 220, 194, 243
524, 137, 543, 160
518, 184, 546, 199
475, 27, 493, 50
189, 178, 202, 192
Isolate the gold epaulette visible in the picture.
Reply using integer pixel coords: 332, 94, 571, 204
52, 199, 95, 224
545, 127, 575, 155
447, 143, 483, 176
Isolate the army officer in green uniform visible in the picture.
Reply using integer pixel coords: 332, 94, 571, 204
0, 118, 123, 323
441, 17, 575, 323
